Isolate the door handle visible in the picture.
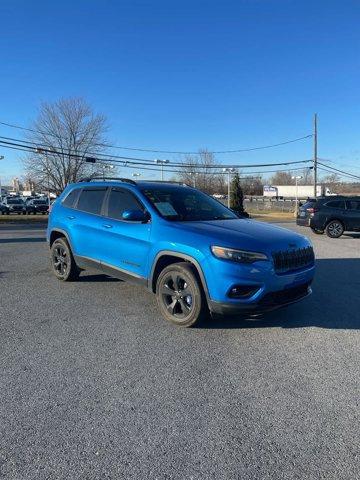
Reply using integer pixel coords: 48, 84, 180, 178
102, 224, 113, 229
67, 215, 75, 220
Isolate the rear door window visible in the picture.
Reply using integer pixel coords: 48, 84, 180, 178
346, 200, 360, 210
63, 188, 81, 208
106, 188, 144, 220
77, 188, 107, 215
325, 200, 345, 209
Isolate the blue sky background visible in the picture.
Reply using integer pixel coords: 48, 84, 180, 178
0, 0, 359, 183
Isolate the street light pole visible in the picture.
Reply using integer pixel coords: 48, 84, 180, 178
0, 155, 4, 197
291, 175, 303, 216
223, 168, 236, 208
154, 159, 170, 180
189, 172, 199, 187
313, 113, 318, 197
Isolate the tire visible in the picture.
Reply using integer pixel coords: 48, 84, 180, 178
156, 262, 208, 327
311, 227, 324, 234
50, 237, 80, 281
326, 220, 344, 238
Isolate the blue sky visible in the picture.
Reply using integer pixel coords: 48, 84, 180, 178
0, 0, 359, 183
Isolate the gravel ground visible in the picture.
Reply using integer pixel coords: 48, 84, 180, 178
0, 223, 359, 480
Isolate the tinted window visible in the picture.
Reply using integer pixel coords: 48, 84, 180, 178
107, 188, 144, 220
141, 186, 238, 221
325, 200, 345, 209
62, 188, 81, 208
7, 198, 23, 204
77, 188, 106, 215
346, 200, 360, 211
33, 199, 47, 205
301, 201, 316, 209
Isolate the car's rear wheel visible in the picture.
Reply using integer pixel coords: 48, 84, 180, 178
50, 238, 80, 281
311, 227, 324, 234
326, 220, 344, 238
156, 262, 207, 327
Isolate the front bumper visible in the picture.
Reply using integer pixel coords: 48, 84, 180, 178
209, 282, 312, 316
201, 250, 315, 316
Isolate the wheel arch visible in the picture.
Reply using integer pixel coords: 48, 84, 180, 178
150, 251, 210, 301
49, 229, 72, 247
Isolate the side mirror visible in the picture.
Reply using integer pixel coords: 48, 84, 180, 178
121, 209, 148, 222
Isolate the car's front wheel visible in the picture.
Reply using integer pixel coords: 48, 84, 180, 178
326, 220, 344, 238
50, 238, 80, 281
156, 262, 207, 327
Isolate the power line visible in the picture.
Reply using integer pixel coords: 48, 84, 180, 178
0, 119, 313, 154
318, 161, 360, 179
0, 138, 313, 170
92, 134, 314, 154
0, 141, 311, 177
318, 166, 359, 180
317, 165, 360, 181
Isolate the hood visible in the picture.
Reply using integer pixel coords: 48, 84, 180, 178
169, 218, 311, 254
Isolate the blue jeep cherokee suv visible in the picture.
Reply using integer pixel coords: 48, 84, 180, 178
47, 178, 315, 327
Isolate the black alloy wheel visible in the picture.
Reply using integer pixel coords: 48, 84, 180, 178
50, 238, 79, 281
326, 220, 344, 238
156, 262, 207, 327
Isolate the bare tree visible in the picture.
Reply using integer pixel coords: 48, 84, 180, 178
23, 98, 109, 194
241, 176, 264, 195
270, 171, 295, 185
177, 149, 225, 194
322, 173, 341, 193
299, 167, 314, 185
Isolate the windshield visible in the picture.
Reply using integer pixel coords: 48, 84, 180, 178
7, 198, 23, 204
141, 186, 238, 221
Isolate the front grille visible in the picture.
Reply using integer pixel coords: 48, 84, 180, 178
272, 246, 314, 274
259, 282, 311, 307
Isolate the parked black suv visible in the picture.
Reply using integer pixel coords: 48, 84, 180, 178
2, 197, 26, 215
296, 196, 360, 238
26, 198, 49, 214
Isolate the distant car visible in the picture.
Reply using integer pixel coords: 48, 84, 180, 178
2, 197, 26, 215
296, 196, 360, 238
26, 198, 50, 215
0, 202, 10, 215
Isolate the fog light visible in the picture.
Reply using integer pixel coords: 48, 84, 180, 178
228, 285, 259, 299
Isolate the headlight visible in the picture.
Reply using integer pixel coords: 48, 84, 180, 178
211, 246, 268, 264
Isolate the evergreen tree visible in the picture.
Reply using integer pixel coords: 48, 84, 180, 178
230, 173, 248, 217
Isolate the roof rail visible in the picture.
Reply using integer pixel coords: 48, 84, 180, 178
78, 176, 137, 186
139, 180, 190, 186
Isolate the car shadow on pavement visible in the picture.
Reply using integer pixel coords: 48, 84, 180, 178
78, 273, 123, 283
343, 232, 360, 239
203, 258, 360, 330
0, 237, 46, 243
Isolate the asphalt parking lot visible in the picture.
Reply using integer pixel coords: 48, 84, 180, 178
1, 222, 360, 480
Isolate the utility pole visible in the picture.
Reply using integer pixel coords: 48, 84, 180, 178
313, 113, 318, 197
